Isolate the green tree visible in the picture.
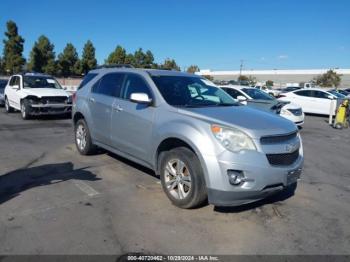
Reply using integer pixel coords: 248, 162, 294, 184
314, 69, 342, 87
124, 53, 135, 65
57, 43, 79, 77
161, 58, 180, 71
266, 80, 274, 87
28, 35, 56, 75
106, 45, 126, 65
133, 48, 147, 67
0, 56, 4, 75
2, 20, 25, 74
81, 40, 97, 74
187, 65, 200, 74
237, 75, 256, 86
143, 50, 155, 68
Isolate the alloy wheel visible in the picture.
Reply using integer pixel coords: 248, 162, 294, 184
164, 159, 192, 200
76, 124, 87, 151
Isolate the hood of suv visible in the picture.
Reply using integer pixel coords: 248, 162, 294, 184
179, 105, 297, 138
22, 88, 69, 98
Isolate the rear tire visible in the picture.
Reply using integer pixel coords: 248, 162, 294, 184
5, 97, 13, 113
75, 119, 96, 155
159, 147, 207, 209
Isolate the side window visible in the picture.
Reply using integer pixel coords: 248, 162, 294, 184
9, 76, 19, 86
223, 88, 242, 99
295, 90, 312, 97
314, 91, 329, 99
122, 74, 152, 100
92, 73, 124, 97
78, 73, 98, 90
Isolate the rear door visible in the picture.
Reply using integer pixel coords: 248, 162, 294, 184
111, 73, 155, 163
88, 73, 124, 145
312, 90, 333, 115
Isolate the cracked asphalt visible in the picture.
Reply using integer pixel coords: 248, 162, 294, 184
0, 109, 349, 255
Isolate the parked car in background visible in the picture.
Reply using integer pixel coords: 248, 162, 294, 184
281, 86, 302, 93
4, 73, 72, 119
0, 79, 8, 106
73, 67, 303, 209
327, 89, 350, 98
221, 85, 304, 126
278, 88, 339, 115
254, 85, 281, 97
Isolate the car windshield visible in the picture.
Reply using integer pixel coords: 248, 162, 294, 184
23, 76, 62, 89
242, 88, 275, 101
152, 75, 239, 107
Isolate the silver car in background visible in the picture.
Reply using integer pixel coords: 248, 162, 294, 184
72, 67, 303, 209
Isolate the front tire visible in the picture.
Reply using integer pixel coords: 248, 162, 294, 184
5, 97, 13, 113
159, 147, 207, 209
21, 100, 31, 120
75, 119, 96, 155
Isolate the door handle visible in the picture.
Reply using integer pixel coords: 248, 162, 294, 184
89, 97, 95, 103
113, 105, 123, 112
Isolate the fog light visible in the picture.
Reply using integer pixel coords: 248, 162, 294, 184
227, 170, 245, 185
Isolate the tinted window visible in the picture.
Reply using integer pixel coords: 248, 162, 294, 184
222, 88, 243, 99
93, 73, 124, 97
78, 73, 98, 90
122, 74, 152, 99
242, 88, 274, 100
23, 76, 61, 89
314, 91, 330, 99
295, 90, 313, 97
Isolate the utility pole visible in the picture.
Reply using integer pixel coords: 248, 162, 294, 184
239, 59, 244, 78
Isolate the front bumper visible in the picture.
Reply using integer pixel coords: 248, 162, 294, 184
202, 142, 304, 206
281, 113, 305, 126
29, 104, 72, 115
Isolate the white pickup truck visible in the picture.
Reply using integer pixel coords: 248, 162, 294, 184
4, 73, 72, 119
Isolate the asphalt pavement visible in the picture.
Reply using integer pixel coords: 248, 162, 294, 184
0, 109, 349, 255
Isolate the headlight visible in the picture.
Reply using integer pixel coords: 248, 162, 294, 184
211, 125, 256, 152
280, 108, 292, 116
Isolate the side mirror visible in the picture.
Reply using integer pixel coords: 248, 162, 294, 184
237, 95, 247, 102
12, 85, 20, 90
327, 95, 335, 100
130, 93, 152, 104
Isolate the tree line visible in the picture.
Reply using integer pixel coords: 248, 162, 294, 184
0, 20, 201, 77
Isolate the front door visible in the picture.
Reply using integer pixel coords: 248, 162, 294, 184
111, 73, 155, 164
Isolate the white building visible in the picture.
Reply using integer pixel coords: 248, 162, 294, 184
196, 68, 350, 87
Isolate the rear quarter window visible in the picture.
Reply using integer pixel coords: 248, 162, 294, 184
77, 73, 98, 90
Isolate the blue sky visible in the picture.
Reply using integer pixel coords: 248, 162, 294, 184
0, 0, 349, 70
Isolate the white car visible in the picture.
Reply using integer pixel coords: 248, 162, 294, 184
278, 88, 340, 115
220, 85, 304, 126
254, 85, 282, 97
4, 73, 72, 119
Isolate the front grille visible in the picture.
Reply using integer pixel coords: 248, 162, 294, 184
260, 131, 298, 144
41, 96, 67, 104
266, 150, 299, 166
287, 108, 303, 116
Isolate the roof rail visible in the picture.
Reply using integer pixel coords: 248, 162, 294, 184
95, 64, 134, 69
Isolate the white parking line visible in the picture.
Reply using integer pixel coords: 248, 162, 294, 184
73, 181, 100, 197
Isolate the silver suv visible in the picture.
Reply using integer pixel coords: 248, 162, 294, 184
73, 66, 303, 209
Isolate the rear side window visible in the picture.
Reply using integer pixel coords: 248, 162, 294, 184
121, 74, 152, 99
92, 73, 124, 97
78, 73, 98, 90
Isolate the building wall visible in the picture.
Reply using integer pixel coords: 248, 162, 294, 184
197, 69, 350, 87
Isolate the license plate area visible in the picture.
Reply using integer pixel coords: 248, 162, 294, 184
287, 168, 302, 185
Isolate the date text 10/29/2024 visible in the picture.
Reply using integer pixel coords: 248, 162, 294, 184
126, 255, 220, 261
